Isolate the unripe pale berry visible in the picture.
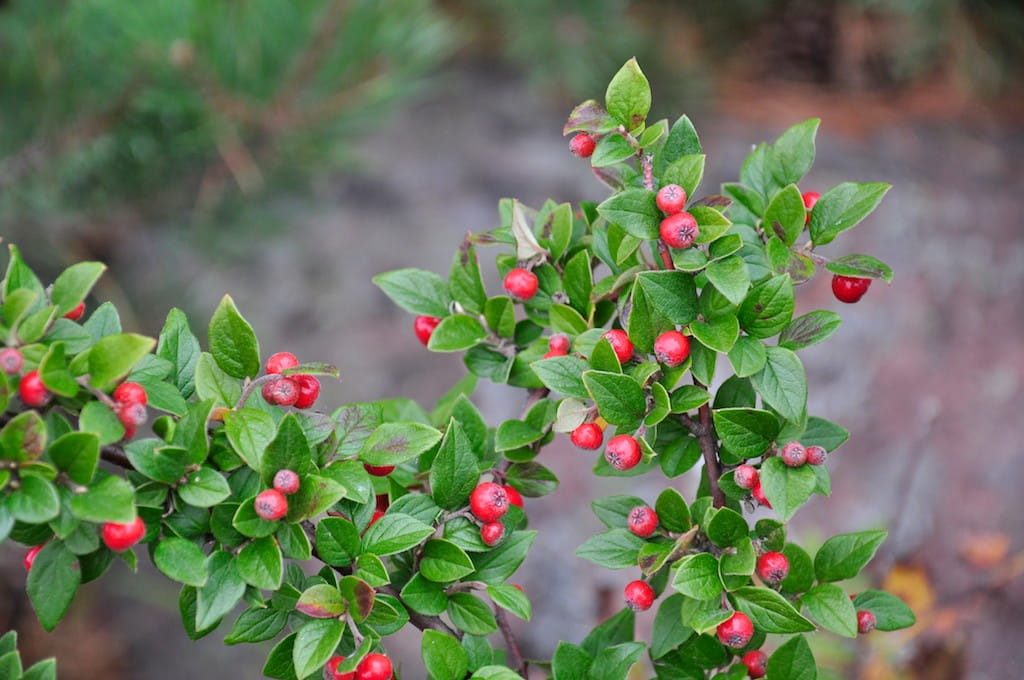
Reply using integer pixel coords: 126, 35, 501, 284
832, 274, 871, 304
293, 374, 320, 409
742, 650, 768, 678
480, 521, 505, 546
780, 441, 807, 467
653, 330, 690, 367
751, 480, 771, 508
23, 545, 44, 572
504, 268, 539, 301
570, 423, 603, 450
414, 316, 442, 346
262, 377, 300, 407
102, 516, 146, 552
602, 329, 634, 364
63, 301, 86, 321
273, 468, 300, 495
113, 381, 148, 406
355, 652, 393, 680
254, 489, 288, 521
659, 211, 699, 249
469, 482, 509, 522
624, 580, 655, 611
0, 348, 24, 375
857, 610, 877, 634
503, 485, 524, 508
717, 611, 754, 648
656, 183, 687, 214
627, 505, 659, 537
805, 445, 827, 465
734, 464, 759, 490
569, 133, 596, 158
326, 655, 355, 680
265, 351, 299, 375
364, 464, 396, 477
548, 334, 570, 354
756, 551, 790, 584
605, 434, 641, 471
802, 191, 821, 224
18, 370, 49, 407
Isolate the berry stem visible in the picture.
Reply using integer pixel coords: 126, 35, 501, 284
656, 239, 676, 270
693, 380, 726, 508
494, 603, 527, 677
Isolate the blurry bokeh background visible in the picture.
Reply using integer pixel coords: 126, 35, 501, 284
1, 1, 1023, 678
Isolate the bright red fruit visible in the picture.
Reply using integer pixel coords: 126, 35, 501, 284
857, 610, 877, 634
355, 653, 393, 680
503, 485, 524, 508
570, 423, 603, 450
480, 521, 505, 546
656, 184, 687, 215
542, 349, 567, 359
469, 482, 509, 522
602, 329, 634, 364
627, 506, 659, 537
116, 402, 147, 439
364, 464, 396, 477
659, 211, 699, 249
326, 656, 355, 680
18, 370, 49, 407
780, 441, 807, 467
756, 551, 790, 584
414, 316, 442, 346
102, 517, 146, 552
624, 580, 655, 611
265, 351, 299, 375
653, 330, 690, 367
23, 545, 43, 571
548, 334, 570, 354
832, 275, 871, 303
63, 302, 86, 321
751, 480, 771, 508
293, 374, 320, 409
113, 381, 148, 406
742, 650, 768, 678
569, 133, 596, 158
0, 348, 23, 375
805, 445, 827, 465
802, 190, 821, 224
273, 469, 300, 495
504, 268, 539, 301
375, 494, 390, 513
605, 434, 641, 471
254, 489, 288, 521
734, 464, 759, 490
717, 611, 754, 648
262, 377, 300, 407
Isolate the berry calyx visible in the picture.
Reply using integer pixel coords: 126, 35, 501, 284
802, 191, 821, 224
832, 275, 871, 304
254, 489, 288, 521
570, 423, 603, 450
602, 329, 634, 364
293, 374, 320, 409
548, 334, 570, 354
734, 464, 759, 490
805, 445, 827, 465
265, 351, 299, 375
101, 516, 146, 552
656, 184, 687, 215
504, 268, 539, 301
756, 551, 790, 584
63, 302, 86, 321
326, 656, 355, 680
0, 348, 24, 375
480, 521, 505, 546
717, 611, 754, 648
627, 505, 659, 537
857, 610, 877, 634
653, 330, 690, 367
469, 482, 509, 522
414, 316, 442, 346
503, 485, 524, 508
113, 381, 148, 406
751, 480, 771, 508
261, 377, 300, 407
659, 211, 699, 249
780, 441, 807, 467
355, 652, 393, 680
742, 650, 768, 678
569, 133, 596, 158
364, 464, 396, 477
18, 370, 49, 407
624, 580, 655, 611
23, 545, 44, 571
273, 469, 300, 495
605, 434, 641, 471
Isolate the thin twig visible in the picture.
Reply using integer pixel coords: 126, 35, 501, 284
494, 605, 527, 677
101, 445, 132, 470
693, 380, 725, 508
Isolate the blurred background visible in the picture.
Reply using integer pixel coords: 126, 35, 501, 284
1, 0, 1022, 678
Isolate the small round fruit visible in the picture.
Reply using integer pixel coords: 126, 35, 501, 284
113, 381, 148, 406
756, 551, 790, 585
63, 302, 86, 321
23, 545, 44, 572
570, 423, 603, 450
653, 330, 690, 367
273, 468, 300, 495
364, 463, 396, 477
805, 445, 827, 465
0, 348, 24, 375
742, 650, 768, 678
414, 315, 442, 346
780, 441, 807, 467
504, 268, 539, 301
542, 349, 567, 359
480, 521, 505, 546
102, 517, 146, 552
254, 489, 288, 521
717, 611, 754, 648
656, 184, 687, 215
326, 655, 355, 680
548, 334, 570, 354
470, 482, 509, 522
751, 480, 771, 508
18, 370, 49, 407
659, 211, 699, 249
375, 494, 390, 513
802, 191, 821, 224
734, 464, 759, 490
117, 403, 148, 438
355, 653, 393, 680
605, 434, 641, 471
627, 505, 659, 537
602, 329, 634, 364
503, 485, 524, 508
262, 377, 300, 407
624, 580, 655, 611
832, 275, 871, 304
857, 610, 877, 634
293, 374, 320, 409
569, 133, 596, 158
265, 351, 299, 375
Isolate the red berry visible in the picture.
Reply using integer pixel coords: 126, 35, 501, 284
469, 482, 509, 522
627, 505, 659, 537
367, 510, 385, 531
414, 315, 441, 346
542, 349, 567, 359
857, 609, 877, 634
0, 348, 23, 375
254, 489, 288, 521
355, 653, 393, 680
503, 485, 524, 508
23, 545, 44, 571
569, 133, 596, 158
805, 445, 827, 465
802, 191, 821, 224
375, 494, 390, 513
717, 611, 754, 648
624, 580, 655, 611
364, 463, 396, 477
480, 521, 505, 546
113, 381, 148, 406
117, 402, 148, 437
63, 302, 86, 321
602, 329, 634, 364
265, 351, 299, 375
653, 330, 690, 367
326, 656, 355, 680
18, 370, 49, 407
548, 334, 570, 354
273, 469, 300, 495
831, 275, 871, 304
293, 374, 320, 409
780, 441, 807, 467
102, 516, 146, 552
504, 268, 539, 301
751, 480, 771, 508
734, 464, 759, 490
659, 212, 699, 249
570, 423, 603, 450
262, 377, 300, 407
756, 551, 790, 585
656, 184, 687, 214
605, 434, 641, 471
742, 650, 768, 678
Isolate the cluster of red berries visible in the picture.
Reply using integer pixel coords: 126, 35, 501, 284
112, 381, 148, 439
657, 184, 700, 250
253, 468, 301, 521
733, 464, 770, 508
469, 481, 523, 546
260, 352, 320, 409
326, 652, 392, 680
779, 441, 827, 468
621, 504, 661, 611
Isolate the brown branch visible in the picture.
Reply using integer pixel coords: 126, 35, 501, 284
693, 381, 725, 508
656, 239, 676, 270
101, 445, 133, 470
494, 605, 527, 677
378, 585, 463, 639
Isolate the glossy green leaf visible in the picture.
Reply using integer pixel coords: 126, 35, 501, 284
605, 57, 651, 129
27, 542, 80, 632
672, 553, 723, 600
372, 268, 451, 318
195, 550, 246, 630
448, 592, 498, 636
428, 315, 487, 352
154, 537, 209, 587
713, 408, 779, 459
738, 275, 795, 339
730, 586, 815, 633
760, 457, 816, 522
751, 347, 806, 426
771, 118, 820, 186
803, 583, 858, 637
596, 189, 660, 240
814, 530, 888, 583
423, 629, 470, 680
292, 618, 345, 680
359, 422, 442, 467
826, 254, 894, 283
767, 635, 817, 680
851, 590, 916, 631
69, 474, 135, 523
582, 370, 645, 429
420, 538, 475, 583
778, 310, 842, 350
809, 182, 891, 245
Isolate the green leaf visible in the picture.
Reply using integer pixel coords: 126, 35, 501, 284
157, 308, 201, 398
361, 513, 433, 556
531, 355, 590, 400
372, 268, 451, 318
803, 583, 858, 637
9, 474, 60, 523
605, 57, 650, 129
582, 371, 645, 429
430, 421, 479, 510
178, 466, 231, 508
423, 630, 470, 680
360, 422, 442, 467
764, 185, 806, 245
295, 583, 346, 618
581, 607, 635, 656
691, 206, 733, 244
635, 270, 699, 324
450, 241, 487, 314
706, 507, 748, 547
591, 133, 635, 167
39, 342, 78, 397
672, 553, 724, 600
723, 183, 765, 218
3, 244, 44, 298
575, 528, 645, 569
88, 333, 155, 388
690, 315, 739, 354
771, 119, 820, 186
292, 618, 345, 680
448, 592, 498, 636
286, 474, 346, 523
596, 189, 659, 240
69, 474, 135, 523
809, 182, 891, 245
720, 537, 757, 578
760, 457, 816, 522
705, 256, 750, 306
50, 262, 104, 316
316, 516, 361, 567
767, 635, 817, 680
780, 543, 814, 593
494, 419, 543, 452
552, 641, 593, 680
655, 488, 691, 532
739, 275, 795, 339
207, 295, 260, 380
487, 584, 532, 621
751, 347, 806, 426
471, 666, 525, 680
154, 537, 208, 587
194, 352, 242, 408
401, 573, 448, 615
224, 408, 276, 472
48, 432, 99, 485
669, 385, 711, 413
549, 303, 589, 336
563, 98, 616, 136
225, 607, 289, 645
591, 642, 645, 680
713, 408, 779, 459
0, 410, 46, 462
730, 586, 815, 633
262, 632, 298, 680
238, 536, 283, 590
650, 594, 693, 659
814, 530, 888, 583
27, 542, 80, 631
471, 530, 536, 584
726, 336, 767, 378
826, 254, 894, 283
591, 494, 648, 529
195, 550, 246, 630
852, 590, 916, 631
428, 315, 487, 352
22, 657, 57, 680
662, 154, 705, 200
778, 310, 842, 350
656, 115, 702, 173
420, 538, 476, 583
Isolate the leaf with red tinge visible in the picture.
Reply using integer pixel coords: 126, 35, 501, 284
340, 576, 375, 622
295, 584, 346, 619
